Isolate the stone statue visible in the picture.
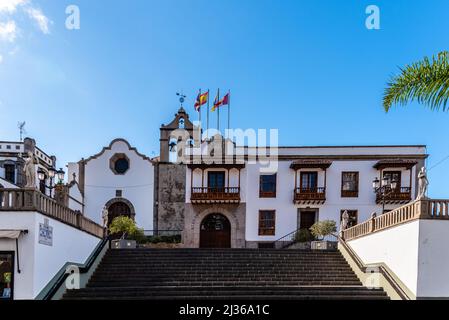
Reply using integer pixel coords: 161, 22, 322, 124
417, 167, 429, 200
102, 206, 109, 229
23, 151, 37, 188
340, 210, 350, 232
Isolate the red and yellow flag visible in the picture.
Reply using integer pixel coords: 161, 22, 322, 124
194, 91, 208, 111
212, 92, 230, 112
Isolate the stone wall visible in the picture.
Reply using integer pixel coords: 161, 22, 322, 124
184, 203, 246, 248
155, 163, 186, 231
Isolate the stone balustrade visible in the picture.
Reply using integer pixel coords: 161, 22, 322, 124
342, 198, 449, 241
0, 188, 104, 238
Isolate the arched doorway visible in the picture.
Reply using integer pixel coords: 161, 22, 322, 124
200, 214, 231, 248
107, 201, 132, 227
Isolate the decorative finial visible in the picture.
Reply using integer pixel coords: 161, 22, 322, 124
176, 91, 186, 107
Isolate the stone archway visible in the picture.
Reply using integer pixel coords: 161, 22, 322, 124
104, 197, 136, 226
184, 204, 246, 248
199, 213, 231, 248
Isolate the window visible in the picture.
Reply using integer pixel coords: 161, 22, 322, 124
340, 210, 358, 228
4, 165, 15, 184
259, 210, 276, 236
109, 154, 130, 175
259, 174, 276, 198
383, 171, 401, 190
116, 190, 122, 197
341, 172, 359, 197
115, 159, 129, 174
208, 171, 225, 189
0, 252, 14, 300
300, 172, 318, 190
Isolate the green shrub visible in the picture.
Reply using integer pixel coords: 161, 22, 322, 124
292, 229, 315, 243
310, 220, 337, 240
109, 216, 145, 242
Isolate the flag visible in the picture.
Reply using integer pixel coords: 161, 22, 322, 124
212, 92, 230, 112
194, 92, 208, 111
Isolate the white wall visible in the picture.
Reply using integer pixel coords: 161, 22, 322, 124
0, 211, 100, 299
347, 219, 449, 298
82, 140, 154, 230
416, 220, 449, 298
347, 220, 420, 296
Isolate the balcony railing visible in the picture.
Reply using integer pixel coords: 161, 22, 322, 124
376, 187, 412, 204
294, 187, 326, 204
0, 188, 105, 238
191, 187, 240, 204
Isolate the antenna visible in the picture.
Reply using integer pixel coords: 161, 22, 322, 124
176, 92, 186, 107
17, 121, 26, 141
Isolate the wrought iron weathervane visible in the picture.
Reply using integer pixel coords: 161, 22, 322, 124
176, 92, 186, 107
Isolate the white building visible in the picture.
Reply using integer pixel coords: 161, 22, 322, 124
0, 138, 58, 193
67, 138, 155, 231
182, 135, 426, 248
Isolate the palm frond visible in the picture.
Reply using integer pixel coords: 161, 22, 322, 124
383, 51, 449, 112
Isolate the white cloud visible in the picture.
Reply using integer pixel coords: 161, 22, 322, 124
26, 7, 51, 34
0, 21, 17, 42
0, 55, 3, 63
0, 0, 27, 13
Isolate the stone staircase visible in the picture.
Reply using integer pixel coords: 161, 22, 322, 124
63, 248, 389, 300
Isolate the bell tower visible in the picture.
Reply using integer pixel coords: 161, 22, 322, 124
154, 106, 197, 233
159, 107, 195, 163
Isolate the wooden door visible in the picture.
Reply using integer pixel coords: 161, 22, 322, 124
300, 211, 316, 230
200, 214, 231, 248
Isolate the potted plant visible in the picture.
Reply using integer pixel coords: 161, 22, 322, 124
310, 220, 337, 250
290, 228, 315, 249
109, 216, 145, 249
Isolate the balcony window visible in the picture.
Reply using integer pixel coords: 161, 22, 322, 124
341, 172, 359, 197
259, 210, 276, 236
383, 171, 401, 190
259, 174, 276, 198
300, 172, 318, 190
208, 171, 225, 189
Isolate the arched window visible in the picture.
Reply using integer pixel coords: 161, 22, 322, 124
168, 138, 178, 163
178, 118, 185, 129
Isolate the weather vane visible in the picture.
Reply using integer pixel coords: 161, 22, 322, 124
176, 91, 186, 107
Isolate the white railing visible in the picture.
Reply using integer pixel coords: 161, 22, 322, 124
0, 188, 104, 238
342, 199, 449, 241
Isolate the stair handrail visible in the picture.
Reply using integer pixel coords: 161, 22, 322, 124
336, 232, 413, 300
36, 236, 110, 300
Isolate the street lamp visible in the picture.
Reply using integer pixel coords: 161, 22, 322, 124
373, 176, 398, 214
37, 167, 65, 197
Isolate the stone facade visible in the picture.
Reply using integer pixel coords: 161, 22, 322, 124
154, 163, 186, 231
183, 203, 246, 248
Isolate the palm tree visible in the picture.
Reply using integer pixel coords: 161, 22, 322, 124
383, 51, 449, 112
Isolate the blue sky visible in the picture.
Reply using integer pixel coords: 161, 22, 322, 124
0, 0, 448, 197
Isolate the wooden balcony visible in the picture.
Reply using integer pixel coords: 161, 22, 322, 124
294, 187, 326, 205
0, 188, 105, 238
191, 187, 240, 204
376, 187, 412, 205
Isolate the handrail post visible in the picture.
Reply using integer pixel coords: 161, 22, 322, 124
417, 199, 430, 219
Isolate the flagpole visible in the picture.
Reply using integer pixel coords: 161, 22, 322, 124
206, 89, 210, 140
198, 88, 202, 127
227, 90, 231, 136
217, 88, 220, 133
